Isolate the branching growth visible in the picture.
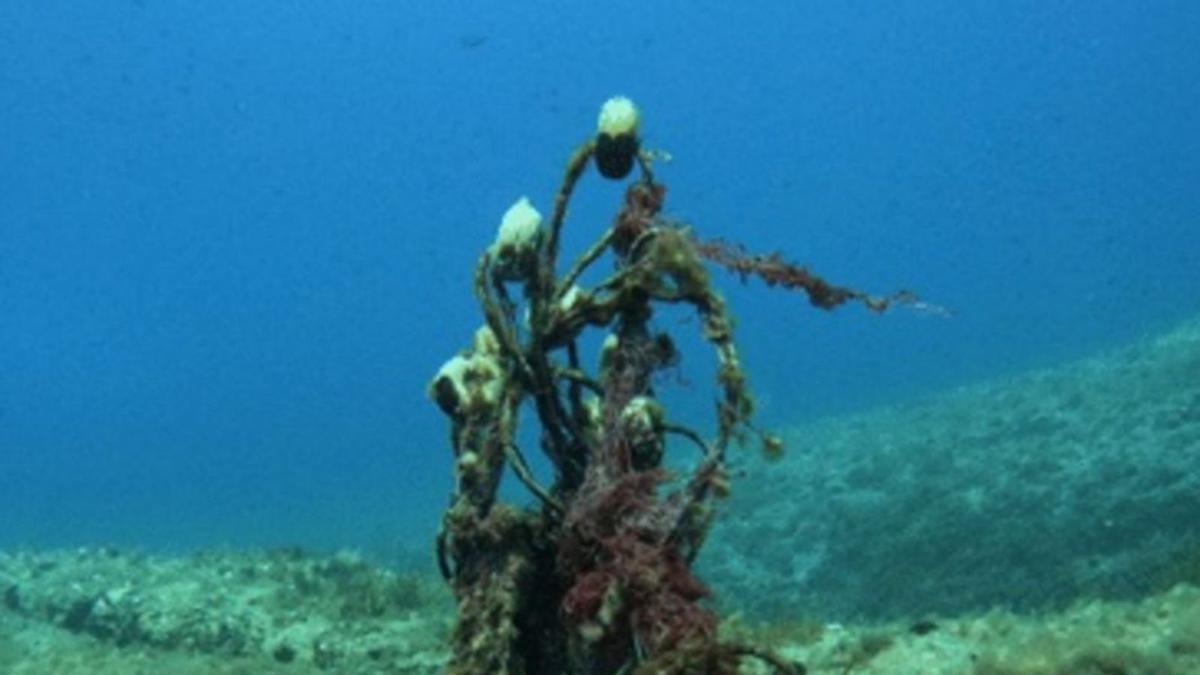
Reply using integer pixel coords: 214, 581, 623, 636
428, 97, 910, 674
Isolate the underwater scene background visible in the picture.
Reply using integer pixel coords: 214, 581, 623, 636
2, 1, 1199, 673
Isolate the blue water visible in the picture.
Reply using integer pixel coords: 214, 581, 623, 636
2, 1, 1197, 559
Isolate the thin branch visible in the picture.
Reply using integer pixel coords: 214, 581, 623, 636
473, 253, 534, 384
556, 227, 614, 300
555, 366, 604, 395
543, 141, 596, 276
692, 235, 920, 313
504, 442, 563, 516
661, 422, 712, 457
435, 527, 453, 581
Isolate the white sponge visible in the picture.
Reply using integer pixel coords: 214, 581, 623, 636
597, 96, 640, 137
489, 196, 543, 280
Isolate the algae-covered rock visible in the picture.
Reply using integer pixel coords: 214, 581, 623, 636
0, 547, 452, 674
727, 583, 1200, 675
705, 316, 1200, 621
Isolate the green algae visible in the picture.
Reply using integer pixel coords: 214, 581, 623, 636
2, 547, 1199, 673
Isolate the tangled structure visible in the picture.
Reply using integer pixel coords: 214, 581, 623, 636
429, 98, 908, 674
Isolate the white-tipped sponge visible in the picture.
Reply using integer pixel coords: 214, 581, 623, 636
489, 196, 543, 280
594, 96, 641, 180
